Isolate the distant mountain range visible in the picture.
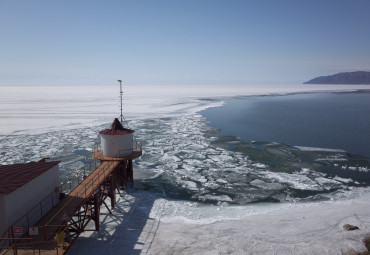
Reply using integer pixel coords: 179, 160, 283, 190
304, 71, 370, 84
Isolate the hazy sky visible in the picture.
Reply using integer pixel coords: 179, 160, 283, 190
1, 0, 370, 85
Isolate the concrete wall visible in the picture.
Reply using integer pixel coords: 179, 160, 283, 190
2, 165, 60, 233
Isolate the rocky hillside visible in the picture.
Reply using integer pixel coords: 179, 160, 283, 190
304, 71, 370, 84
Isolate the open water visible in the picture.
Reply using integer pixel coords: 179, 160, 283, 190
201, 91, 370, 158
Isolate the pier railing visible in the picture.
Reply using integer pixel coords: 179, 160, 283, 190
0, 143, 142, 255
0, 163, 95, 248
0, 225, 71, 255
0, 189, 60, 248
45, 158, 118, 225
92, 140, 142, 158
0, 157, 119, 255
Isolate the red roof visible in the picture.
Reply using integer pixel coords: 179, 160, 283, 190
99, 118, 134, 135
0, 161, 60, 195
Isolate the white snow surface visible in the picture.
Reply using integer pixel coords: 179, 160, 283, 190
1, 84, 369, 135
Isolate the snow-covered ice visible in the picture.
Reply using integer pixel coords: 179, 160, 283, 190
2, 84, 370, 135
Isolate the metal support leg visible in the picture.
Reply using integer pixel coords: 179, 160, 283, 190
129, 160, 134, 187
123, 160, 128, 190
110, 175, 115, 209
94, 193, 100, 231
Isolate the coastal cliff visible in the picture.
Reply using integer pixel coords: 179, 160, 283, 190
304, 71, 370, 84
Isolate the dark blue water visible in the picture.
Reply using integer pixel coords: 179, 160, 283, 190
201, 91, 370, 158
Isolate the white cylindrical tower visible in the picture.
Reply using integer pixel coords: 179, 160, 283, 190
99, 118, 134, 157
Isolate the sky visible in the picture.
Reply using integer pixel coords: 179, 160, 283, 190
1, 0, 370, 85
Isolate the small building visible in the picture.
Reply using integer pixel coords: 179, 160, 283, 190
99, 118, 135, 157
0, 160, 60, 235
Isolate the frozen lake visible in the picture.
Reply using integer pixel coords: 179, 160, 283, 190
2, 84, 370, 205
1, 84, 370, 254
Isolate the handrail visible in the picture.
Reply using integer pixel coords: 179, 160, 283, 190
1, 239, 61, 255
0, 162, 94, 245
0, 189, 60, 248
1, 140, 140, 241
93, 141, 143, 157
0, 159, 118, 254
44, 158, 118, 226
0, 160, 104, 246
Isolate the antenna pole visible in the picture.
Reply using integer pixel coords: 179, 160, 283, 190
117, 80, 123, 122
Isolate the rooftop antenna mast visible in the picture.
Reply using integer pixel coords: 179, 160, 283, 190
117, 80, 123, 122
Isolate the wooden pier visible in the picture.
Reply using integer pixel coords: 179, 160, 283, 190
0, 150, 142, 255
